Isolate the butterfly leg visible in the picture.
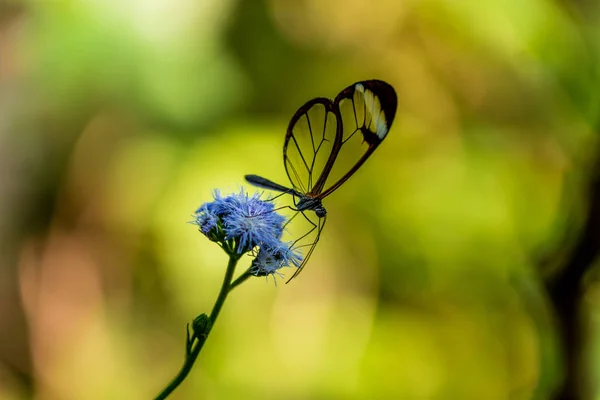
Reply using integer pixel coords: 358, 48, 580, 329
291, 211, 319, 247
256, 193, 303, 220
286, 214, 326, 282
282, 210, 300, 230
264, 191, 289, 202
248, 192, 301, 218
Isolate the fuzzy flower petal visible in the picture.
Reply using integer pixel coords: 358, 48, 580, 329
195, 204, 219, 235
193, 189, 286, 254
250, 241, 303, 277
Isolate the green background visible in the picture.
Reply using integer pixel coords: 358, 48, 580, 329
0, 0, 599, 399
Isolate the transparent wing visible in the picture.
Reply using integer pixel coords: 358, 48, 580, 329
285, 212, 326, 283
283, 98, 341, 194
316, 80, 398, 198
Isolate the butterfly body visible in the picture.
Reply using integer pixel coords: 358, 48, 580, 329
295, 196, 327, 218
245, 79, 397, 280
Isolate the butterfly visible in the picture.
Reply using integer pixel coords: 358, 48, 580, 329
246, 79, 397, 281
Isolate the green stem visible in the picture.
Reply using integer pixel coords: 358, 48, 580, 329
230, 270, 252, 291
154, 255, 240, 400
209, 255, 239, 324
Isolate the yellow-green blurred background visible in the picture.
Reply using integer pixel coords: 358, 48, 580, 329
1, 0, 600, 399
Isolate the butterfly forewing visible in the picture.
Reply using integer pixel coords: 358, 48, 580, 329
284, 98, 341, 195
315, 80, 398, 198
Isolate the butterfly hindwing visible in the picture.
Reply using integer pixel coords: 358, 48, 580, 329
287, 212, 326, 281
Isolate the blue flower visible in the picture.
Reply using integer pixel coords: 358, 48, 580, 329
250, 241, 303, 278
195, 204, 219, 235
193, 189, 286, 254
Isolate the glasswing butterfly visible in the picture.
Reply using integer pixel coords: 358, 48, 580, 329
246, 79, 397, 281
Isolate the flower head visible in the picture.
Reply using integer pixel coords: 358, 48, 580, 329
193, 189, 286, 254
250, 241, 303, 278
193, 188, 304, 281
194, 203, 222, 240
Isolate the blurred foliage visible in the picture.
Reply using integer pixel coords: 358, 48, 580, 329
0, 0, 599, 399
